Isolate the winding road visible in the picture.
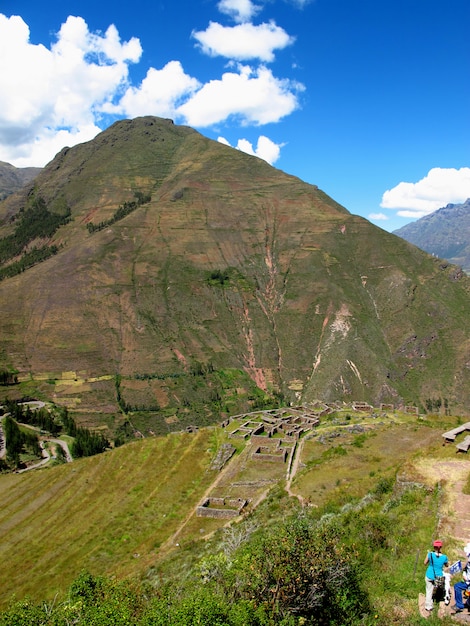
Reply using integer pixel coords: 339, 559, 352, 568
0, 403, 73, 470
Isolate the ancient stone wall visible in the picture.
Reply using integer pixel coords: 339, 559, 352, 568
196, 497, 247, 519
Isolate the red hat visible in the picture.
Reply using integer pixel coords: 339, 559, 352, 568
433, 540, 443, 547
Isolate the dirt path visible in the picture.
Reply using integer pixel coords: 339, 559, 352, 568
285, 437, 305, 504
416, 456, 470, 621
414, 457, 470, 544
158, 443, 254, 555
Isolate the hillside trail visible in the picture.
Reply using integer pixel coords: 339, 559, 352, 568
157, 443, 255, 556
285, 437, 306, 504
159, 435, 310, 558
414, 457, 470, 544
416, 456, 470, 621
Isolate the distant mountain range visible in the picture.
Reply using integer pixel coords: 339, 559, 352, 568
0, 160, 42, 201
393, 199, 470, 273
0, 117, 468, 430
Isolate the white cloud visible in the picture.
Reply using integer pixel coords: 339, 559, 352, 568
381, 167, 470, 218
368, 213, 388, 221
104, 61, 200, 118
0, 14, 142, 167
193, 21, 294, 62
218, 134, 283, 164
217, 0, 261, 23
0, 13, 303, 167
177, 65, 304, 127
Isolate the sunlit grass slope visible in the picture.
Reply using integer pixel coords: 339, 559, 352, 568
0, 428, 218, 606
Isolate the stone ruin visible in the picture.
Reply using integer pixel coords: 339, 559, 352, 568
352, 402, 373, 412
252, 441, 288, 463
196, 497, 247, 519
227, 405, 322, 441
210, 443, 236, 470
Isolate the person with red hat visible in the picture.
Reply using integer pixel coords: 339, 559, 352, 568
424, 540, 449, 612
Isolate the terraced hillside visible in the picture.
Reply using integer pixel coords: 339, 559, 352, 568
0, 117, 468, 433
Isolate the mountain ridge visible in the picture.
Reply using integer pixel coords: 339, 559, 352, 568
393, 198, 470, 273
0, 116, 468, 427
0, 160, 42, 201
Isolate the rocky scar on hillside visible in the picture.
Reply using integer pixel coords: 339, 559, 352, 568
0, 116, 468, 430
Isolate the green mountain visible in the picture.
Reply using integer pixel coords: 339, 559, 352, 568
393, 198, 470, 274
0, 116, 468, 429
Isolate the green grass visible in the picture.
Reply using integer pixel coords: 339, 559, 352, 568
0, 429, 218, 607
0, 407, 468, 625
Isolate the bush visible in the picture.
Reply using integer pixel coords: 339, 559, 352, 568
224, 513, 370, 625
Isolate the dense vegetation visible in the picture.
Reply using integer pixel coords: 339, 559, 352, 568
86, 191, 151, 233
0, 193, 70, 277
1, 401, 110, 469
0, 370, 18, 385
2, 414, 41, 467
4, 399, 61, 435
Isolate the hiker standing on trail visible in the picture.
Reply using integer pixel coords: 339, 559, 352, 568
424, 540, 449, 612
452, 543, 470, 614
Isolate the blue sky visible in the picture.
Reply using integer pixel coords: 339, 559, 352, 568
0, 0, 469, 231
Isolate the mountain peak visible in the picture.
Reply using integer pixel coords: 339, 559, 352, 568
0, 117, 469, 427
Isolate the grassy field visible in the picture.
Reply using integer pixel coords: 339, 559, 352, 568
0, 406, 469, 618
291, 411, 448, 506
0, 428, 222, 606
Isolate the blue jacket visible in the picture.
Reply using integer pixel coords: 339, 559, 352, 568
426, 551, 448, 579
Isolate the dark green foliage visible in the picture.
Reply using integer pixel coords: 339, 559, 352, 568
114, 420, 135, 447
0, 245, 59, 281
358, 512, 392, 549
86, 192, 151, 233
0, 371, 18, 386
207, 269, 230, 286
4, 400, 60, 435
58, 406, 109, 458
0, 194, 70, 280
59, 406, 77, 436
3, 414, 41, 467
0, 599, 47, 626
372, 476, 395, 496
70, 428, 109, 458
224, 515, 369, 625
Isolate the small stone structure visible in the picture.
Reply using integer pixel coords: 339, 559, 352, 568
252, 441, 288, 463
456, 435, 470, 453
196, 497, 247, 519
210, 443, 236, 470
442, 422, 470, 453
442, 422, 470, 442
352, 402, 373, 412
